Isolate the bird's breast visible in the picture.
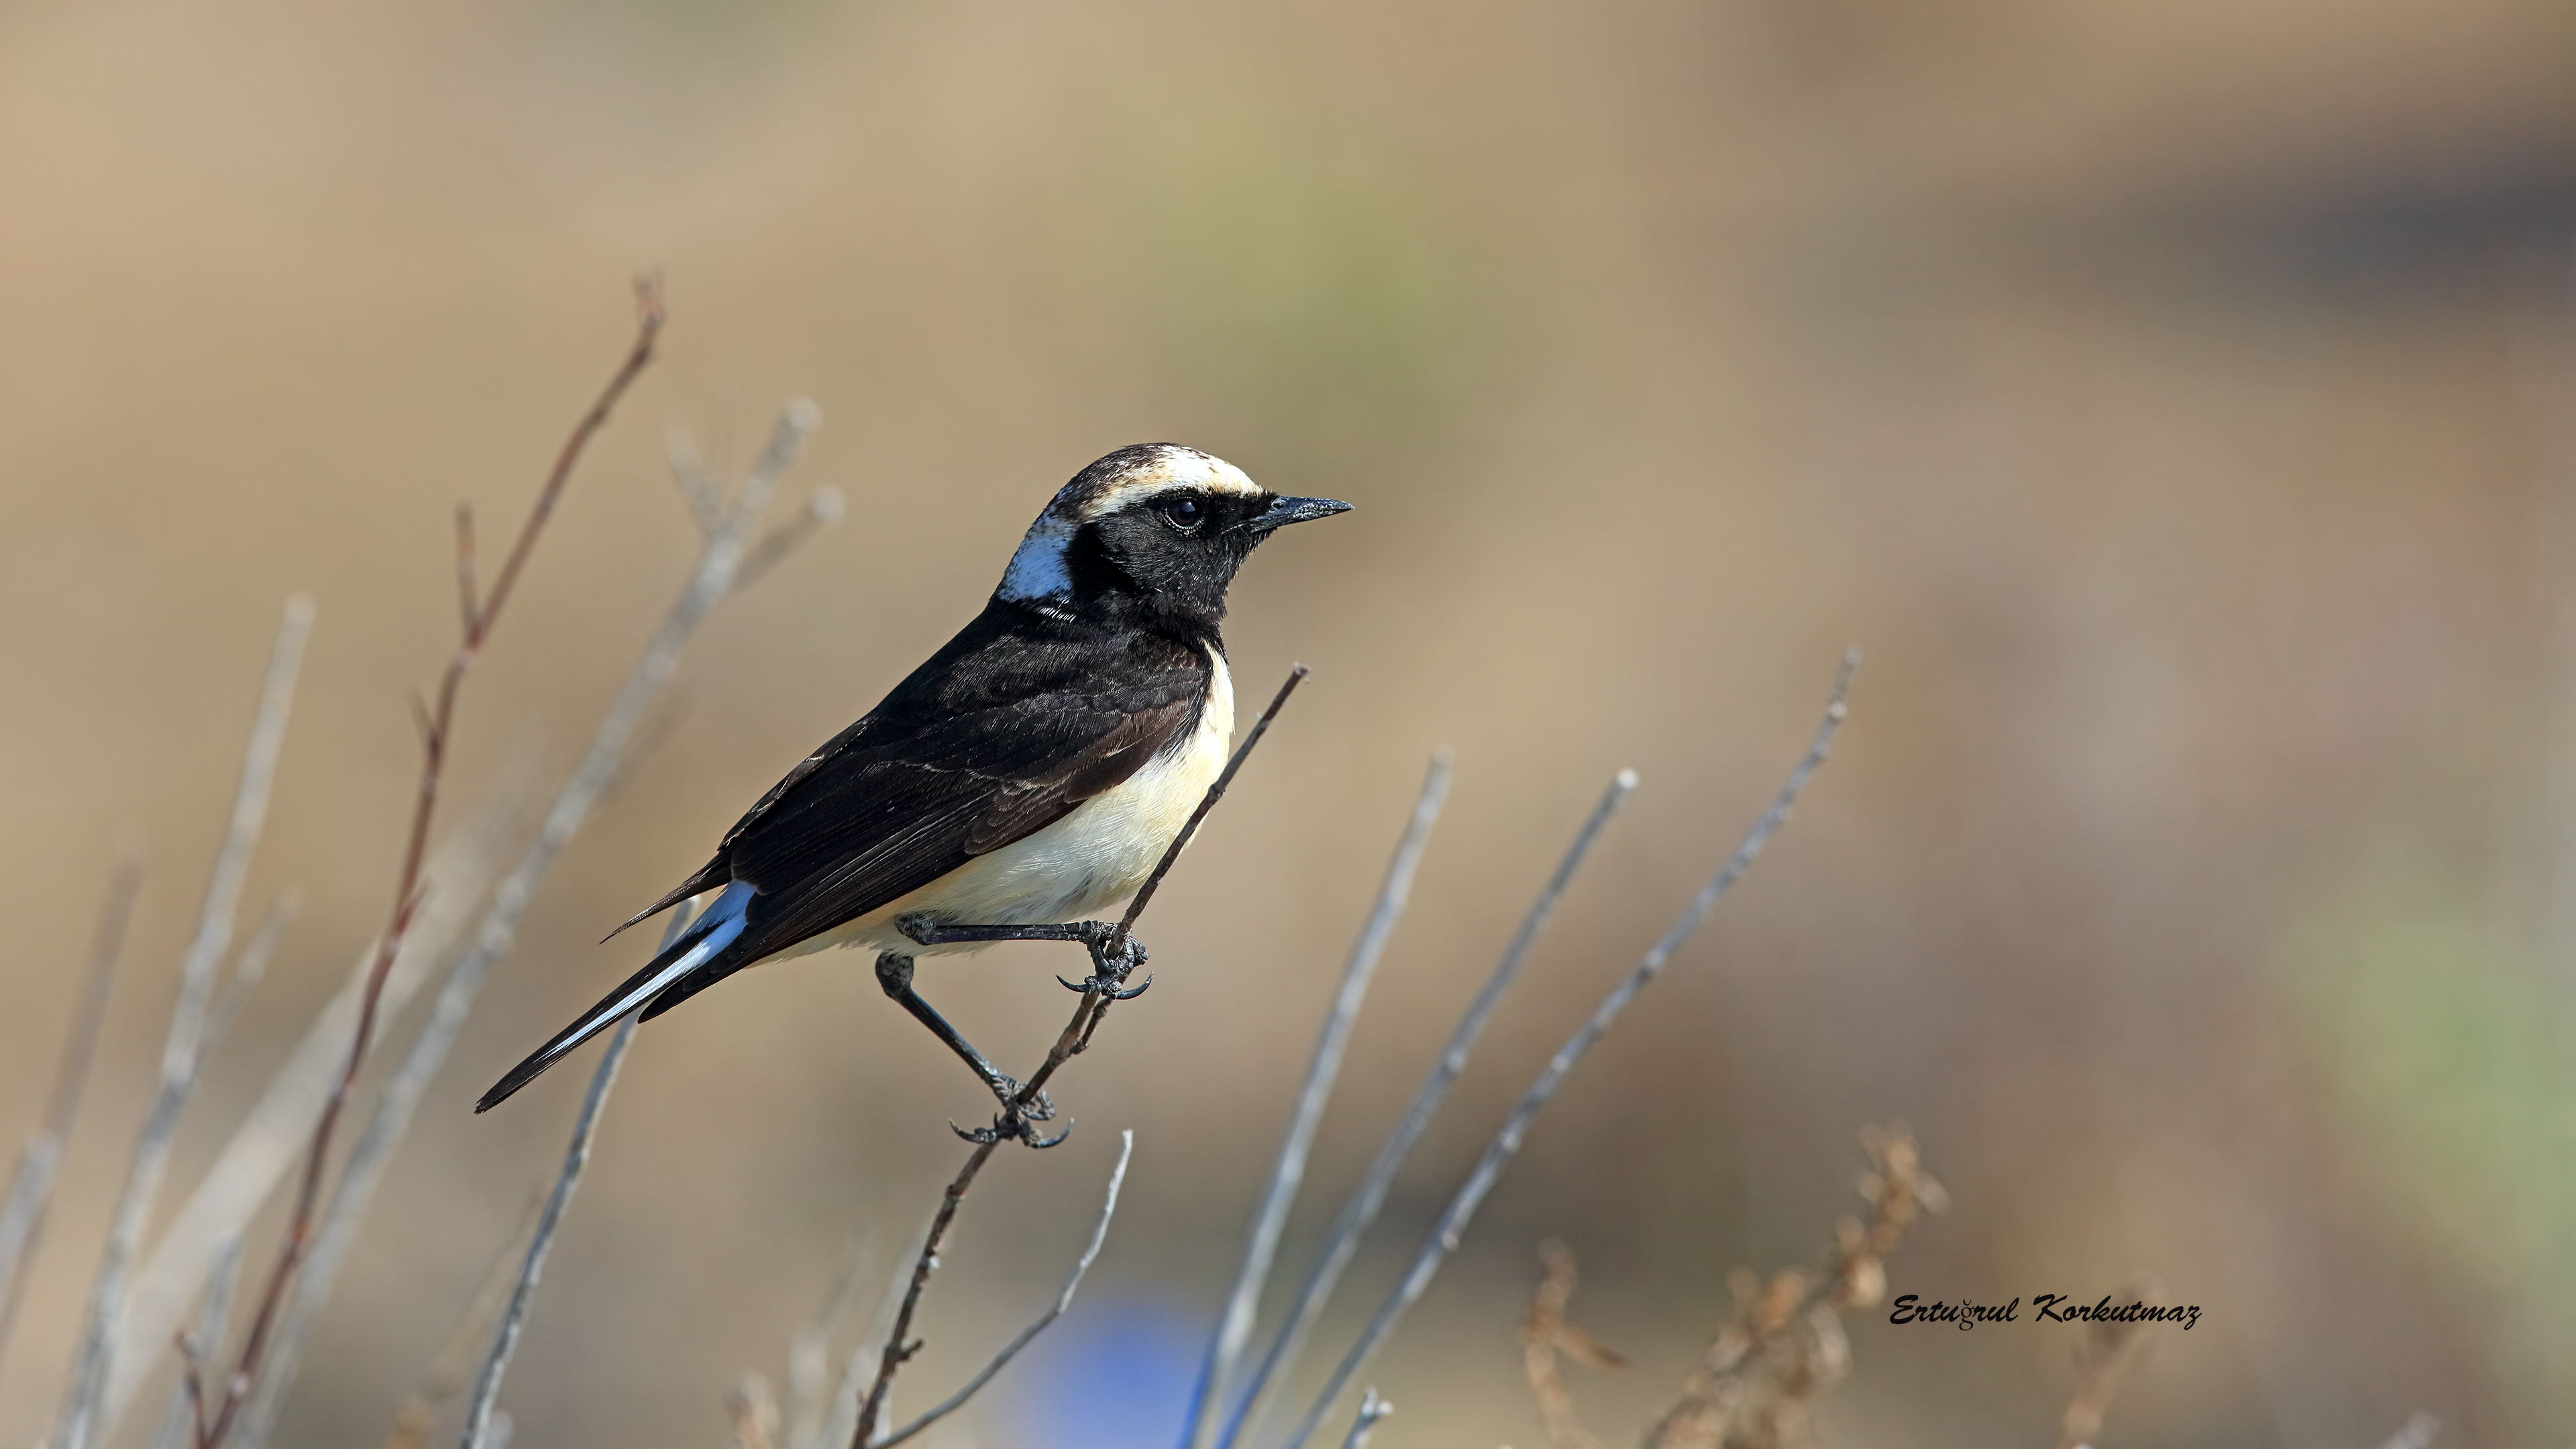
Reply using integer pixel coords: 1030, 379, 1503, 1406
819, 648, 1235, 957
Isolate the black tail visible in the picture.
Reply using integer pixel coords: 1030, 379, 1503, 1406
475, 890, 746, 1112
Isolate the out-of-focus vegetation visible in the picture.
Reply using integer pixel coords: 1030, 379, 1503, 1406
2, 0, 2571, 1444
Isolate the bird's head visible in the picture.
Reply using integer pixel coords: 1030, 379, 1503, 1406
995, 443, 1350, 631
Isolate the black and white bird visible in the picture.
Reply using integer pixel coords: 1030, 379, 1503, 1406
475, 444, 1348, 1114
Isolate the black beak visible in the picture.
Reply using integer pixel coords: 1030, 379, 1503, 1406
1246, 495, 1353, 534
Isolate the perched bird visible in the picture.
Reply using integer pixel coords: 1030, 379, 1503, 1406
476, 444, 1348, 1114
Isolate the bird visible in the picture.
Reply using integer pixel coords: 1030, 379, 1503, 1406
475, 443, 1349, 1115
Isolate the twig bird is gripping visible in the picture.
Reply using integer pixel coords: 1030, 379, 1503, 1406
477, 445, 1348, 1114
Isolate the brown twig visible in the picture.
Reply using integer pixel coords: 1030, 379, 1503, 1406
1645, 1124, 1945, 1449
2055, 1273, 2161, 1449
202, 276, 663, 1449
848, 665, 1307, 1448
1519, 1240, 1625, 1449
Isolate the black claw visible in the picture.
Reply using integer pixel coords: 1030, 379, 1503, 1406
951, 1119, 998, 1144
1110, 974, 1153, 1001
1056, 974, 1088, 994
1025, 1120, 1073, 1148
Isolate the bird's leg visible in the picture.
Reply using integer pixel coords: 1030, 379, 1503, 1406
873, 951, 1056, 1126
897, 914, 1151, 996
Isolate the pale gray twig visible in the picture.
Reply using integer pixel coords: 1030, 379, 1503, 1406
233, 400, 829, 1449
117, 817, 506, 1432
203, 892, 299, 1061
735, 488, 846, 595
1276, 650, 1859, 1448
788, 1238, 878, 1449
665, 417, 727, 537
54, 595, 314, 1449
873, 1129, 1134, 1448
1222, 771, 1636, 1448
0, 849, 142, 1370
1185, 753, 1452, 1449
818, 1226, 923, 1449
458, 903, 687, 1449
151, 1234, 243, 1449
1337, 1390, 1389, 1449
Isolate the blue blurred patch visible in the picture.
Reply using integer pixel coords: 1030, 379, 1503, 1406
1000, 1297, 1201, 1448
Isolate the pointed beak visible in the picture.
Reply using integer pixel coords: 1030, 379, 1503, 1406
1246, 495, 1353, 534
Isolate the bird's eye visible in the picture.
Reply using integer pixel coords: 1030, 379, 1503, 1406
1159, 496, 1204, 532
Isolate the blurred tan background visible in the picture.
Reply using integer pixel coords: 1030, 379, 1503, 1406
3, 0, 2573, 1444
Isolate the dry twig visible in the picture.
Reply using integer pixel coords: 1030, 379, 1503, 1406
0, 849, 142, 1369
378, 1197, 544, 1449
54, 596, 314, 1449
203, 278, 664, 1449
1277, 650, 1861, 1449
230, 385, 832, 1449
2053, 1273, 2162, 1449
458, 902, 690, 1449
1644, 1124, 1945, 1449
1519, 1240, 1626, 1449
871, 1130, 1134, 1448
1337, 1389, 1391, 1449
1186, 752, 1453, 1449
1221, 769, 1636, 1448
847, 666, 1309, 1448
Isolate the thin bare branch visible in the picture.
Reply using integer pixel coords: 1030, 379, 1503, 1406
151, 1235, 243, 1449
209, 280, 663, 1449
1337, 1390, 1390, 1449
1277, 650, 1860, 1449
117, 812, 507, 1432
1224, 771, 1636, 1448
234, 359, 835, 1449
458, 904, 684, 1449
873, 1129, 1134, 1448
665, 417, 727, 537
733, 487, 847, 595
54, 595, 313, 1449
455, 504, 480, 639
379, 1200, 544, 1449
788, 1238, 878, 1449
1186, 753, 1452, 1449
0, 848, 142, 1368
205, 892, 299, 1059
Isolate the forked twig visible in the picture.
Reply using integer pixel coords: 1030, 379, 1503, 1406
849, 666, 1308, 1448
0, 849, 142, 1370
54, 596, 314, 1449
1221, 770, 1637, 1448
207, 278, 664, 1449
1337, 1390, 1390, 1449
458, 904, 690, 1449
1185, 753, 1452, 1449
871, 1130, 1134, 1448
1277, 649, 1860, 1448
231, 390, 832, 1449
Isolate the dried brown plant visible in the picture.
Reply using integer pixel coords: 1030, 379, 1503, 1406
1518, 1124, 1943, 1449
1519, 1239, 1627, 1449
2053, 1273, 2162, 1449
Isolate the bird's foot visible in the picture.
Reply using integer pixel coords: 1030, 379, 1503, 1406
1057, 971, 1152, 1000
951, 1099, 1073, 1149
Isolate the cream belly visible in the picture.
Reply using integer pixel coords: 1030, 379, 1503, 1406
779, 647, 1236, 962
